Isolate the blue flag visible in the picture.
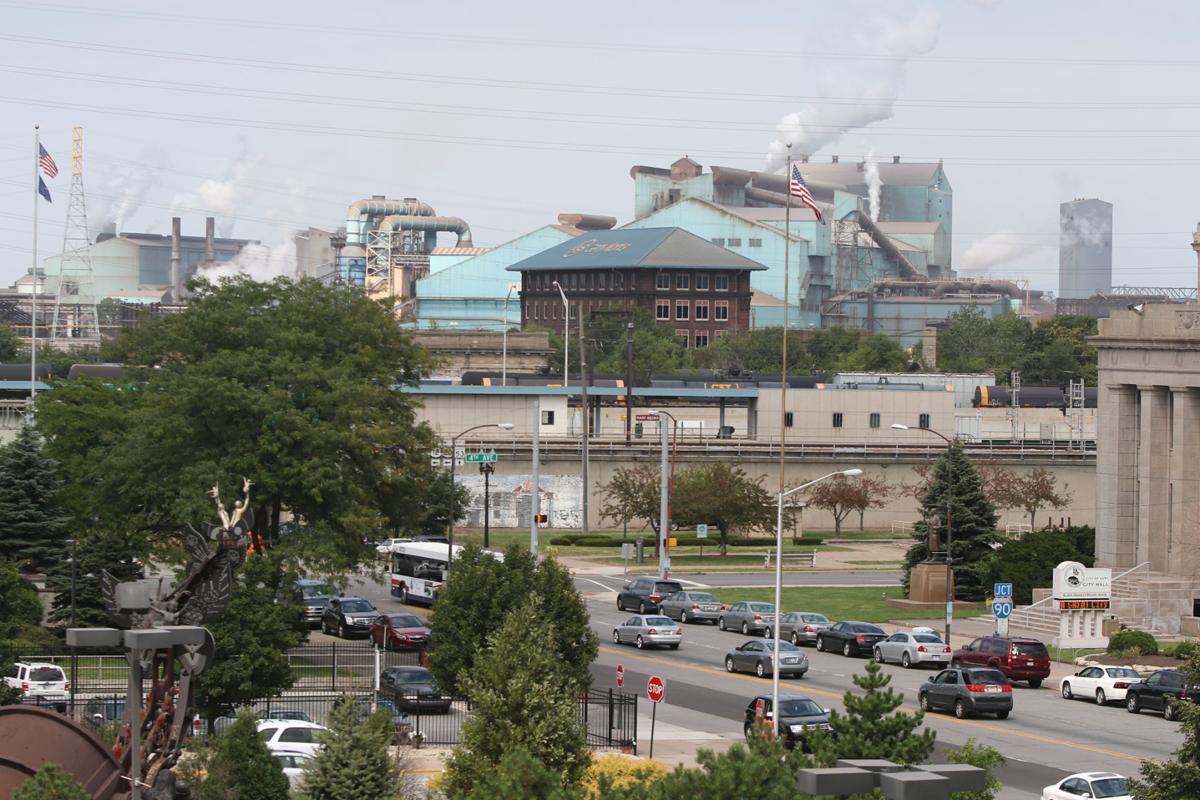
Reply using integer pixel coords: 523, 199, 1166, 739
37, 177, 51, 203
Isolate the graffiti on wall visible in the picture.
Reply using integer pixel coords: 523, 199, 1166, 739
457, 474, 584, 529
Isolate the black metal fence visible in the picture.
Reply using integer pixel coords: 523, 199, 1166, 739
578, 689, 638, 752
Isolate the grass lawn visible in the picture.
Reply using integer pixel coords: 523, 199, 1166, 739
707, 586, 984, 624
452, 528, 900, 555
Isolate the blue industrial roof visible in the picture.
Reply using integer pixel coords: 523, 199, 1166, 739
506, 227, 767, 273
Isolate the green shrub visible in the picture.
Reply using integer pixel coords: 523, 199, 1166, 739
1107, 629, 1158, 656
1168, 640, 1199, 660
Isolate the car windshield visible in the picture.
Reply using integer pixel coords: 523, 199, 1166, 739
644, 617, 673, 626
391, 670, 433, 685
690, 593, 718, 603
914, 634, 943, 643
1090, 778, 1129, 798
775, 641, 801, 652
389, 615, 424, 628
802, 614, 829, 623
1012, 642, 1048, 656
340, 601, 375, 613
299, 584, 335, 599
778, 699, 823, 717
853, 624, 884, 634
29, 668, 64, 682
966, 669, 1007, 684
1106, 668, 1140, 679
749, 603, 775, 612
654, 583, 682, 594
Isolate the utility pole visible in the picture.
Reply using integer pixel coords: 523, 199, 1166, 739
578, 305, 589, 535
625, 321, 634, 446
531, 397, 541, 558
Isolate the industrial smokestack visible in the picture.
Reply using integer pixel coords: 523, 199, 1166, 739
205, 217, 215, 264
170, 216, 182, 302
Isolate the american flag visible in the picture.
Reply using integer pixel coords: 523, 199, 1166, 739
789, 162, 823, 223
38, 144, 58, 179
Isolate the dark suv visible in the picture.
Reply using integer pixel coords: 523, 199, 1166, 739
951, 635, 1050, 688
1126, 669, 1195, 720
617, 577, 684, 614
742, 694, 831, 751
322, 596, 379, 639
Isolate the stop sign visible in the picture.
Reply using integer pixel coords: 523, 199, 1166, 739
647, 675, 665, 703
755, 698, 765, 719
616, 664, 624, 688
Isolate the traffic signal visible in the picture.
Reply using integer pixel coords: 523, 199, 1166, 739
535, 514, 548, 524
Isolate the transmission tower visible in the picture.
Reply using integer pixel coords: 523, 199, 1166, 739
50, 126, 100, 346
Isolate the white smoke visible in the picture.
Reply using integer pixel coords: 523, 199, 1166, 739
765, 10, 940, 170
90, 147, 167, 238
960, 232, 1044, 276
171, 149, 253, 237
199, 241, 297, 282
864, 149, 883, 222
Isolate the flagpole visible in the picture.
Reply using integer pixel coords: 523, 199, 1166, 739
30, 125, 38, 413
779, 144, 792, 499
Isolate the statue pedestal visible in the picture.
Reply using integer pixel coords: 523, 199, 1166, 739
885, 562, 959, 613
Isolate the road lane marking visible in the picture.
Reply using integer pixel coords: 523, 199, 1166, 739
577, 578, 619, 593
597, 646, 1152, 765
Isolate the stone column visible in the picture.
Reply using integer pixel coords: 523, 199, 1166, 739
1172, 387, 1200, 577
1097, 384, 1139, 568
1138, 386, 1170, 570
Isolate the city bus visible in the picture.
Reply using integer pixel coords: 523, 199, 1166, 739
386, 541, 502, 606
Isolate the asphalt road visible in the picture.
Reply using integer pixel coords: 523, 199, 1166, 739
572, 571, 904, 592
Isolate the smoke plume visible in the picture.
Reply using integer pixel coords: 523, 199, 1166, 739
765, 10, 940, 170
90, 147, 167, 238
864, 149, 883, 222
199, 241, 297, 282
171, 147, 253, 237
960, 232, 1045, 276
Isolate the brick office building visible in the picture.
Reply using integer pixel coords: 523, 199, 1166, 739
506, 227, 764, 348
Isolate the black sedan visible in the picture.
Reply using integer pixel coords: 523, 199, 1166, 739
743, 694, 832, 750
815, 621, 887, 657
918, 667, 1012, 720
379, 666, 453, 714
1126, 669, 1195, 720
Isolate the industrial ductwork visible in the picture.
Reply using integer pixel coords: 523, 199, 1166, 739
557, 213, 617, 231
850, 210, 924, 281
749, 170, 844, 199
376, 214, 473, 252
344, 197, 437, 252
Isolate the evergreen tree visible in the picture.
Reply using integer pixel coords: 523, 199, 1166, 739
45, 528, 143, 629
1130, 652, 1200, 799
640, 734, 810, 800
12, 763, 90, 800
807, 660, 936, 768
0, 425, 69, 573
297, 697, 407, 800
904, 440, 999, 600
196, 709, 290, 800
0, 558, 43, 640
459, 744, 583, 800
442, 596, 590, 797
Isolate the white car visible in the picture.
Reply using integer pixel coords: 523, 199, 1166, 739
273, 750, 314, 788
376, 538, 410, 555
256, 720, 328, 757
1041, 772, 1131, 800
3, 662, 69, 704
1059, 665, 1143, 705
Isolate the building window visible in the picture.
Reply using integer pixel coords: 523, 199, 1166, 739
711, 237, 725, 246
714, 300, 729, 321
675, 301, 689, 320
784, 411, 794, 428
656, 300, 670, 321
727, 237, 742, 247
616, 271, 624, 289
598, 273, 607, 290
869, 412, 880, 429
675, 329, 689, 348
833, 412, 844, 428
526, 303, 532, 320
676, 273, 690, 290
695, 273, 709, 290
694, 332, 709, 348
749, 238, 762, 247
656, 272, 670, 290
569, 272, 578, 289
542, 410, 555, 425
919, 413, 931, 429
715, 274, 730, 291
694, 300, 709, 320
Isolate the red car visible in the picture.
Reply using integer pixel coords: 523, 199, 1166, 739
369, 613, 431, 651
951, 635, 1051, 688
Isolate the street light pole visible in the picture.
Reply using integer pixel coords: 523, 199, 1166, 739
552, 280, 569, 388
502, 283, 518, 387
651, 410, 678, 578
446, 422, 513, 574
893, 423, 955, 644
772, 469, 862, 728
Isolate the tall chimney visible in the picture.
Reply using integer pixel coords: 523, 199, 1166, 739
205, 216, 215, 264
170, 216, 182, 302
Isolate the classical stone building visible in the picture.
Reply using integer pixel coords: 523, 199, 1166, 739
1092, 304, 1200, 633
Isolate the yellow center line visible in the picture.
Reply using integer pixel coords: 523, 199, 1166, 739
598, 645, 1151, 765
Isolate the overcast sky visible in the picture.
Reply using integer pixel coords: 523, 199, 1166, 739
0, 0, 1197, 293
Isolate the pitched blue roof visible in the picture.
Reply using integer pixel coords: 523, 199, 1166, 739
506, 227, 767, 272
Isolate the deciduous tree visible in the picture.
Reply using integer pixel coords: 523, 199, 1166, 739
598, 464, 661, 535
989, 467, 1073, 530
1131, 652, 1200, 799
671, 463, 775, 556
12, 763, 90, 800
805, 475, 891, 535
0, 424, 69, 573
947, 737, 1007, 800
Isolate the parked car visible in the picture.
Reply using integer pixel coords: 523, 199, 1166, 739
815, 621, 886, 657
1125, 668, 1195, 720
1059, 665, 1142, 706
1041, 772, 1131, 800
352, 697, 414, 743
616, 577, 685, 614
725, 640, 809, 678
293, 579, 336, 628
742, 694, 831, 750
369, 613, 432, 651
873, 631, 952, 669
918, 667, 1013, 720
719, 602, 777, 637
263, 708, 313, 722
3, 662, 69, 708
779, 612, 831, 646
256, 720, 329, 757
379, 666, 453, 714
274, 750, 314, 789
658, 591, 724, 624
951, 635, 1051, 688
321, 596, 380, 639
612, 615, 683, 650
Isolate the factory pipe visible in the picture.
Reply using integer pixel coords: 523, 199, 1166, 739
749, 170, 844, 199
557, 213, 617, 231
170, 217, 181, 302
343, 197, 437, 250
850, 210, 924, 281
376, 214, 473, 253
204, 217, 215, 265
